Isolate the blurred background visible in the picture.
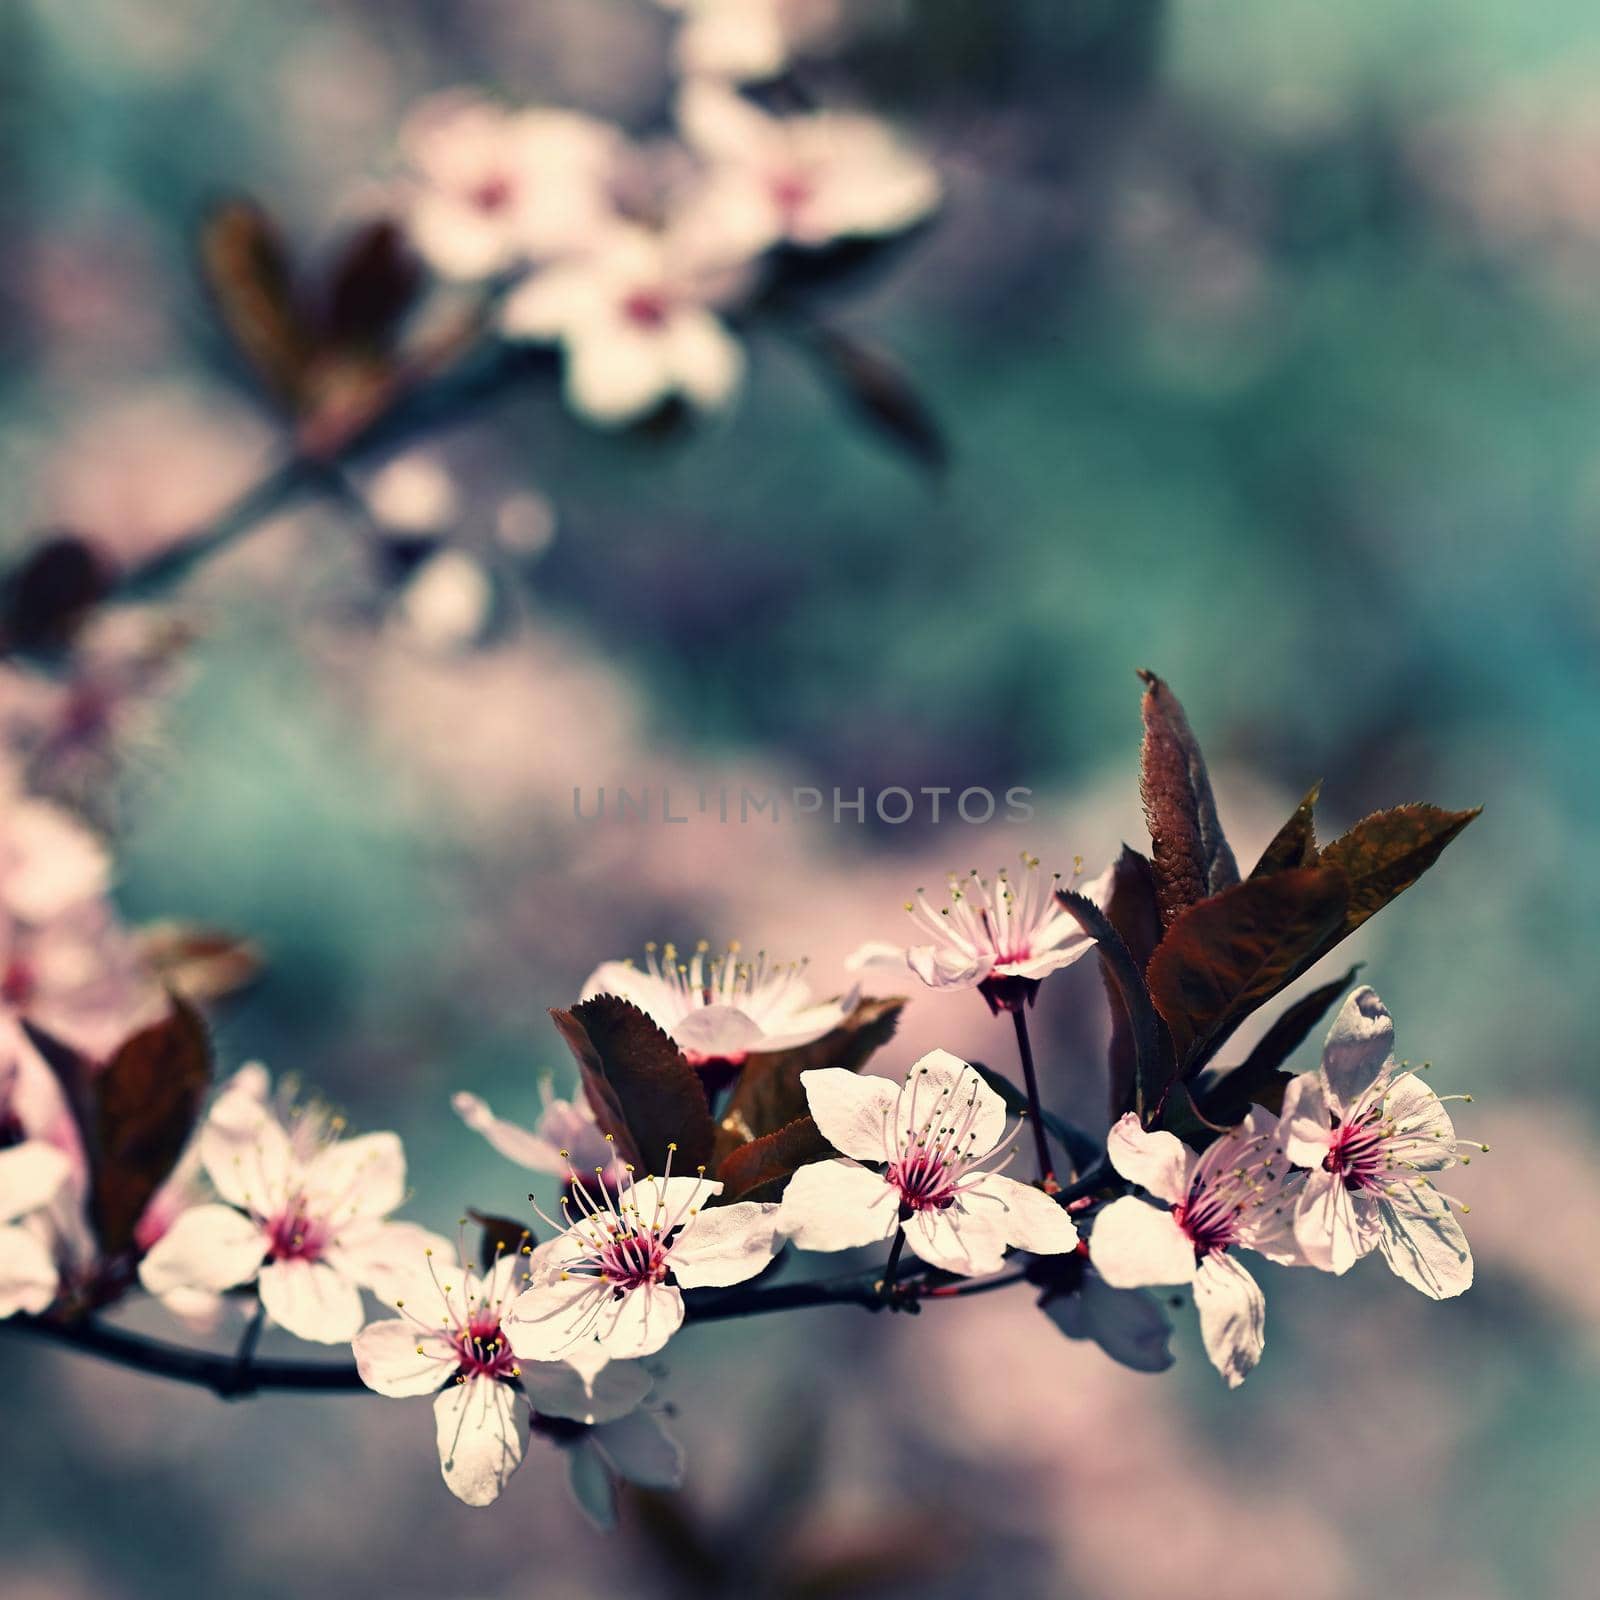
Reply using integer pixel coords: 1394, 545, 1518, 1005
3, 1, 1598, 1596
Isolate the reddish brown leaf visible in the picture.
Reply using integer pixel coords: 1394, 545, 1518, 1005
551, 997, 716, 1177
1251, 784, 1321, 878
1145, 866, 1349, 1076
92, 999, 214, 1257
1137, 671, 1240, 926
1096, 846, 1164, 1117
716, 1116, 834, 1204
320, 218, 423, 351
712, 996, 904, 1168
1317, 804, 1480, 934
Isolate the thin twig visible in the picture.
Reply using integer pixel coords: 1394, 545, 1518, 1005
1011, 1007, 1056, 1188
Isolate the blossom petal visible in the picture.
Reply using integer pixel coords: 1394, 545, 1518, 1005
1193, 1252, 1266, 1389
579, 960, 672, 1020
1292, 1169, 1374, 1275
669, 1200, 780, 1289
433, 1376, 525, 1507
670, 1004, 765, 1060
137, 1204, 264, 1297
1278, 1072, 1333, 1169
353, 1317, 453, 1397
567, 1441, 618, 1529
1044, 1271, 1175, 1373
301, 1132, 405, 1222
200, 1100, 293, 1214
0, 1142, 72, 1224
327, 1220, 455, 1304
1089, 1196, 1197, 1288
906, 943, 987, 990
843, 941, 914, 975
258, 1258, 366, 1344
666, 308, 743, 411
0, 1222, 60, 1317
903, 1204, 1007, 1277
963, 1173, 1079, 1255
1104, 1114, 1190, 1205
775, 1159, 897, 1252
907, 1051, 1009, 1159
1320, 986, 1395, 1111
593, 1281, 685, 1360
523, 1358, 651, 1425
591, 1406, 685, 1490
505, 1272, 607, 1363
798, 1069, 900, 1163
565, 328, 674, 427
451, 1091, 562, 1174
1378, 1072, 1460, 1171
1375, 1192, 1473, 1299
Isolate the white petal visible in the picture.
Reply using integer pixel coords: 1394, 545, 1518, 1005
1278, 1071, 1333, 1168
434, 1377, 525, 1506
137, 1204, 264, 1297
1104, 1114, 1191, 1204
1292, 1170, 1374, 1275
326, 1220, 454, 1303
1193, 1252, 1266, 1389
666, 309, 743, 411
906, 944, 987, 990
1088, 1196, 1197, 1288
1005, 940, 1096, 981
0, 1142, 72, 1223
798, 1069, 900, 1163
963, 1173, 1079, 1255
591, 1407, 685, 1489
669, 1200, 780, 1289
902, 1205, 1007, 1277
670, 1004, 764, 1059
905, 1051, 1008, 1158
301, 1132, 405, 1221
451, 1091, 562, 1173
594, 1281, 685, 1360
775, 1159, 897, 1252
2, 801, 111, 921
258, 1258, 366, 1344
1375, 1192, 1473, 1300
1320, 986, 1395, 1110
1044, 1271, 1175, 1373
843, 941, 913, 975
353, 1318, 454, 1397
505, 1272, 607, 1363
200, 1100, 293, 1214
0, 1223, 60, 1317
579, 960, 674, 1020
567, 1442, 618, 1528
1378, 1072, 1459, 1171
565, 328, 674, 427
523, 1357, 651, 1425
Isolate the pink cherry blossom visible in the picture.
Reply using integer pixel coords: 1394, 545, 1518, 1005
1089, 1110, 1297, 1388
776, 1050, 1080, 1275
452, 1079, 628, 1190
0, 1138, 74, 1318
679, 79, 940, 252
657, 0, 854, 82
506, 1161, 779, 1367
848, 854, 1110, 1014
354, 1247, 681, 1510
1280, 986, 1477, 1300
582, 941, 856, 1081
138, 1073, 451, 1343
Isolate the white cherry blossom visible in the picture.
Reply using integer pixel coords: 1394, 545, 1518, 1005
501, 223, 747, 426
1089, 1111, 1296, 1388
848, 855, 1110, 1013
453, 1078, 627, 1190
505, 1158, 779, 1368
0, 1138, 73, 1318
138, 1074, 451, 1343
657, 0, 852, 82
354, 1247, 680, 1510
679, 80, 939, 253
1035, 1253, 1176, 1374
1280, 986, 1477, 1300
777, 1050, 1079, 1275
400, 90, 621, 280
582, 941, 856, 1077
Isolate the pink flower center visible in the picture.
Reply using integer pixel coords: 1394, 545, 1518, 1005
598, 1226, 670, 1290
770, 170, 816, 224
469, 175, 515, 214
622, 288, 672, 330
452, 1314, 517, 1381
1, 955, 36, 1008
1324, 1116, 1387, 1192
887, 1147, 960, 1213
1174, 1187, 1240, 1260
266, 1207, 329, 1263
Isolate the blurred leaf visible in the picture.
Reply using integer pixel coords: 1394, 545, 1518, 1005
320, 219, 423, 351
91, 999, 215, 1258
552, 997, 716, 1176
1056, 887, 1172, 1120
713, 997, 904, 1167
0, 534, 113, 659
1193, 965, 1361, 1123
1144, 867, 1349, 1078
134, 922, 263, 1004
198, 197, 314, 405
1097, 845, 1163, 1117
1317, 804, 1480, 935
1137, 670, 1240, 926
716, 1115, 834, 1203
807, 325, 948, 473
969, 1063, 1100, 1172
18, 1018, 95, 1144
468, 1209, 535, 1276
1251, 784, 1321, 877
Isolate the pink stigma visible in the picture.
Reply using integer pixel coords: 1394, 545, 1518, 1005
598, 1228, 670, 1291
452, 1314, 517, 1381
887, 1148, 959, 1213
470, 175, 514, 214
266, 1208, 329, 1263
1324, 1117, 1387, 1192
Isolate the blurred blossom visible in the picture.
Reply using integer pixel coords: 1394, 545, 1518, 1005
393, 549, 497, 653
495, 489, 558, 558
364, 452, 460, 534
679, 79, 941, 251
657, 0, 882, 82
0, 1139, 74, 1319
399, 90, 623, 280
502, 221, 747, 425
454, 1080, 628, 1191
